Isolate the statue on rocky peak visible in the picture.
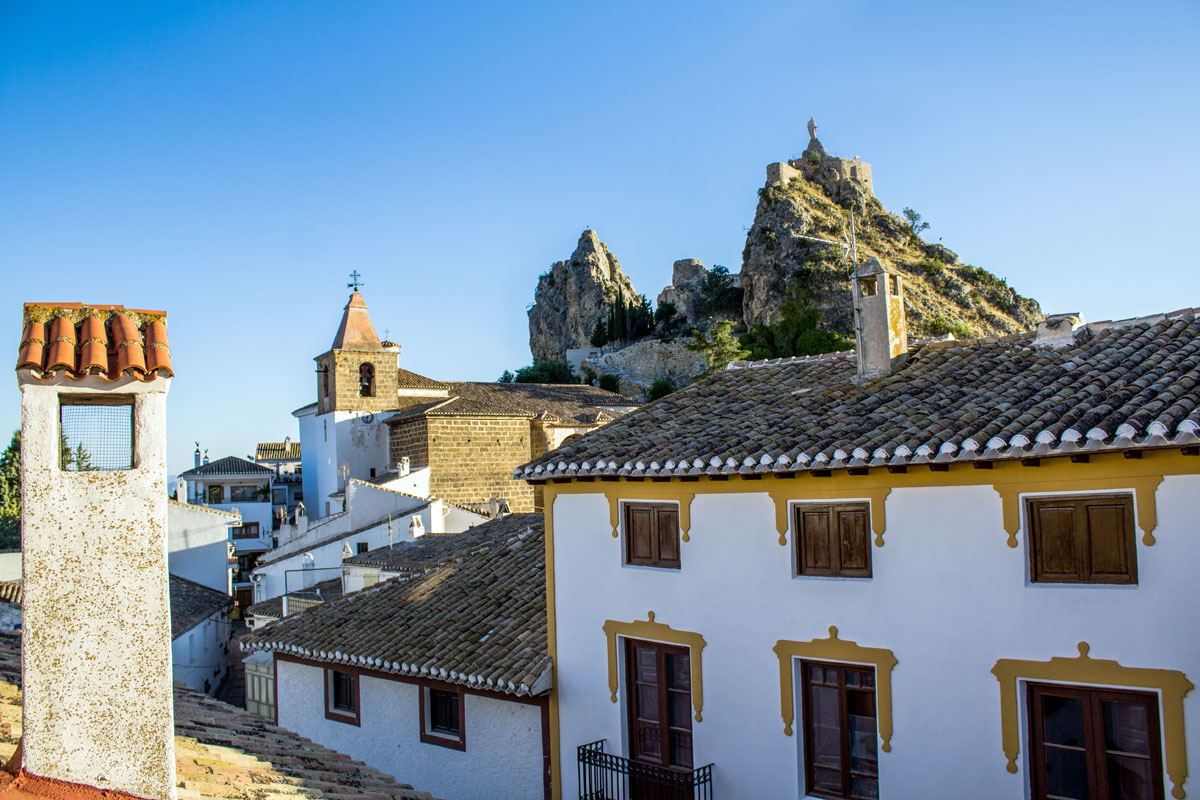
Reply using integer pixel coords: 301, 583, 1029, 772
807, 117, 817, 141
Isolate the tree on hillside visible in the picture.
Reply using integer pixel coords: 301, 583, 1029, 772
686, 320, 750, 374
590, 319, 609, 348
513, 359, 580, 384
902, 207, 930, 244
740, 287, 854, 360
0, 431, 20, 551
497, 370, 516, 383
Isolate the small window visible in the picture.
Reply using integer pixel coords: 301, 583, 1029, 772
208, 485, 225, 504
230, 485, 265, 503
325, 669, 359, 725
59, 396, 133, 471
272, 488, 287, 505
232, 522, 261, 540
624, 503, 680, 569
1026, 494, 1136, 584
421, 685, 465, 750
1027, 682, 1163, 800
802, 661, 879, 799
359, 363, 375, 397
321, 369, 330, 400
356, 542, 369, 554
795, 503, 871, 578
889, 275, 899, 295
857, 276, 878, 297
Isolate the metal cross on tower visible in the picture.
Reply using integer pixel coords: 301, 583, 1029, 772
347, 270, 365, 291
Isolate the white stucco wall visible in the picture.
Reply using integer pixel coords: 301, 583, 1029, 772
299, 409, 392, 520
171, 610, 229, 695
551, 476, 1200, 800
0, 553, 21, 581
167, 501, 235, 592
276, 659, 545, 800
19, 375, 177, 800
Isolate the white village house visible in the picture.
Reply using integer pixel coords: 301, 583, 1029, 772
243, 512, 551, 800
167, 497, 239, 594
12, 299, 443, 800
517, 262, 1200, 800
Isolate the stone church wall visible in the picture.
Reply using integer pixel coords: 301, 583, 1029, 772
388, 417, 429, 470
426, 416, 536, 512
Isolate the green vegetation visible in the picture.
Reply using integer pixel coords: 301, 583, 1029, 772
739, 288, 854, 360
647, 379, 674, 401
901, 207, 930, 244
697, 265, 744, 318
499, 359, 580, 384
0, 432, 19, 551
592, 289, 655, 347
590, 319, 608, 348
598, 374, 620, 393
925, 316, 975, 340
915, 258, 946, 277
686, 320, 750, 374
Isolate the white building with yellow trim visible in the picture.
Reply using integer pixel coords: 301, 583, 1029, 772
519, 265, 1200, 800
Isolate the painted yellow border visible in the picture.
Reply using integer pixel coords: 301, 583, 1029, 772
991, 642, 1194, 799
997, 475, 1164, 547
608, 493, 695, 541
772, 626, 898, 751
603, 611, 706, 722
772, 489, 892, 547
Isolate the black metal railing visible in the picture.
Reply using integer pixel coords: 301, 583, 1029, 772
578, 740, 713, 800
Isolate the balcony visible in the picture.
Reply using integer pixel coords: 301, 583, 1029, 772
578, 740, 713, 800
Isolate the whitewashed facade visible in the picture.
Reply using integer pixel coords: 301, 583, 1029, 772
167, 499, 237, 593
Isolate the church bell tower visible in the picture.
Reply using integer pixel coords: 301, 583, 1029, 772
315, 288, 398, 414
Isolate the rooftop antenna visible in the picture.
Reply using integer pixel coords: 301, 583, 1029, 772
347, 270, 365, 292
388, 514, 393, 550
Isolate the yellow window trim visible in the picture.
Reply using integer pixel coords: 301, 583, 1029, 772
998, 475, 1164, 547
991, 642, 1194, 799
772, 626, 898, 752
603, 611, 706, 722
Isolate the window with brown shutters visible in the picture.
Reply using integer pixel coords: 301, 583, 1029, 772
624, 503, 681, 569
795, 503, 872, 578
1026, 494, 1136, 584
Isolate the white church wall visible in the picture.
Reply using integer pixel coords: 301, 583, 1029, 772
550, 475, 1200, 800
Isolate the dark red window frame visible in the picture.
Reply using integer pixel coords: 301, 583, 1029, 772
324, 668, 360, 726
420, 683, 466, 751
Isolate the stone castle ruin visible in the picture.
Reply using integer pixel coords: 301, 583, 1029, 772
766, 117, 873, 204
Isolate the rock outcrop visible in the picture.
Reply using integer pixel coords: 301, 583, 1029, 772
655, 259, 707, 326
741, 172, 1042, 339
528, 230, 638, 362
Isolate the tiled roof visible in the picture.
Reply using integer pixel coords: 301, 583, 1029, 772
343, 512, 537, 571
179, 456, 273, 478
396, 367, 449, 391
168, 499, 241, 518
330, 291, 382, 351
287, 576, 343, 604
388, 381, 637, 425
169, 575, 232, 639
256, 494, 432, 568
255, 441, 300, 461
245, 514, 549, 697
16, 303, 172, 382
0, 583, 20, 607
245, 596, 282, 620
517, 311, 1200, 479
0, 633, 440, 800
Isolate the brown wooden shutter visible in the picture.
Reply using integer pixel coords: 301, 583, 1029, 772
835, 505, 871, 577
655, 506, 680, 567
1028, 494, 1135, 584
1083, 498, 1135, 582
798, 507, 834, 575
627, 506, 654, 565
1030, 501, 1080, 582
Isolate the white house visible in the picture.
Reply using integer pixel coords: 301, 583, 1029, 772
250, 478, 486, 603
244, 513, 551, 800
167, 498, 238, 594
169, 574, 233, 695
517, 267, 1200, 800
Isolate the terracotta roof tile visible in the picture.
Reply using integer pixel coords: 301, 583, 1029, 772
245, 514, 549, 697
516, 311, 1200, 478
179, 456, 273, 478
169, 575, 233, 639
255, 441, 301, 461
0, 633, 441, 800
387, 382, 637, 426
395, 368, 448, 391
15, 303, 172, 382
330, 292, 381, 351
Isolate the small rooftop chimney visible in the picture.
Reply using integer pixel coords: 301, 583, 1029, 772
175, 480, 186, 503
194, 443, 201, 469
853, 258, 908, 380
1034, 313, 1086, 349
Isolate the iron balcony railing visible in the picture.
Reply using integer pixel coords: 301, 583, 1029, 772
578, 740, 713, 800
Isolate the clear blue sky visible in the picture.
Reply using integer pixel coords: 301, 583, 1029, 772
2, 0, 1197, 476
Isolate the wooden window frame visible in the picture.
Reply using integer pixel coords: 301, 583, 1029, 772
1026, 681, 1164, 800
420, 683, 466, 750
1026, 493, 1137, 584
623, 502, 681, 570
800, 660, 880, 800
624, 638, 693, 772
324, 668, 360, 726
794, 502, 872, 578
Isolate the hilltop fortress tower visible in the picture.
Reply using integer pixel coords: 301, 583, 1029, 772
767, 117, 873, 203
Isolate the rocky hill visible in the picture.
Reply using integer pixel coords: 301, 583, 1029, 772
528, 230, 637, 362
526, 123, 1044, 393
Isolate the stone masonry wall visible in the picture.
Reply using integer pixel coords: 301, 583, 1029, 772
426, 416, 536, 512
388, 418, 429, 470
319, 349, 399, 414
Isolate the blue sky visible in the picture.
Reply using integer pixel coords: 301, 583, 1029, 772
2, 0, 1197, 475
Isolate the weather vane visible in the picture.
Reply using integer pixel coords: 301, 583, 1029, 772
348, 270, 365, 291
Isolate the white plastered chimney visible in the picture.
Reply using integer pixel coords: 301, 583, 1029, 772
853, 257, 908, 380
16, 305, 177, 800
